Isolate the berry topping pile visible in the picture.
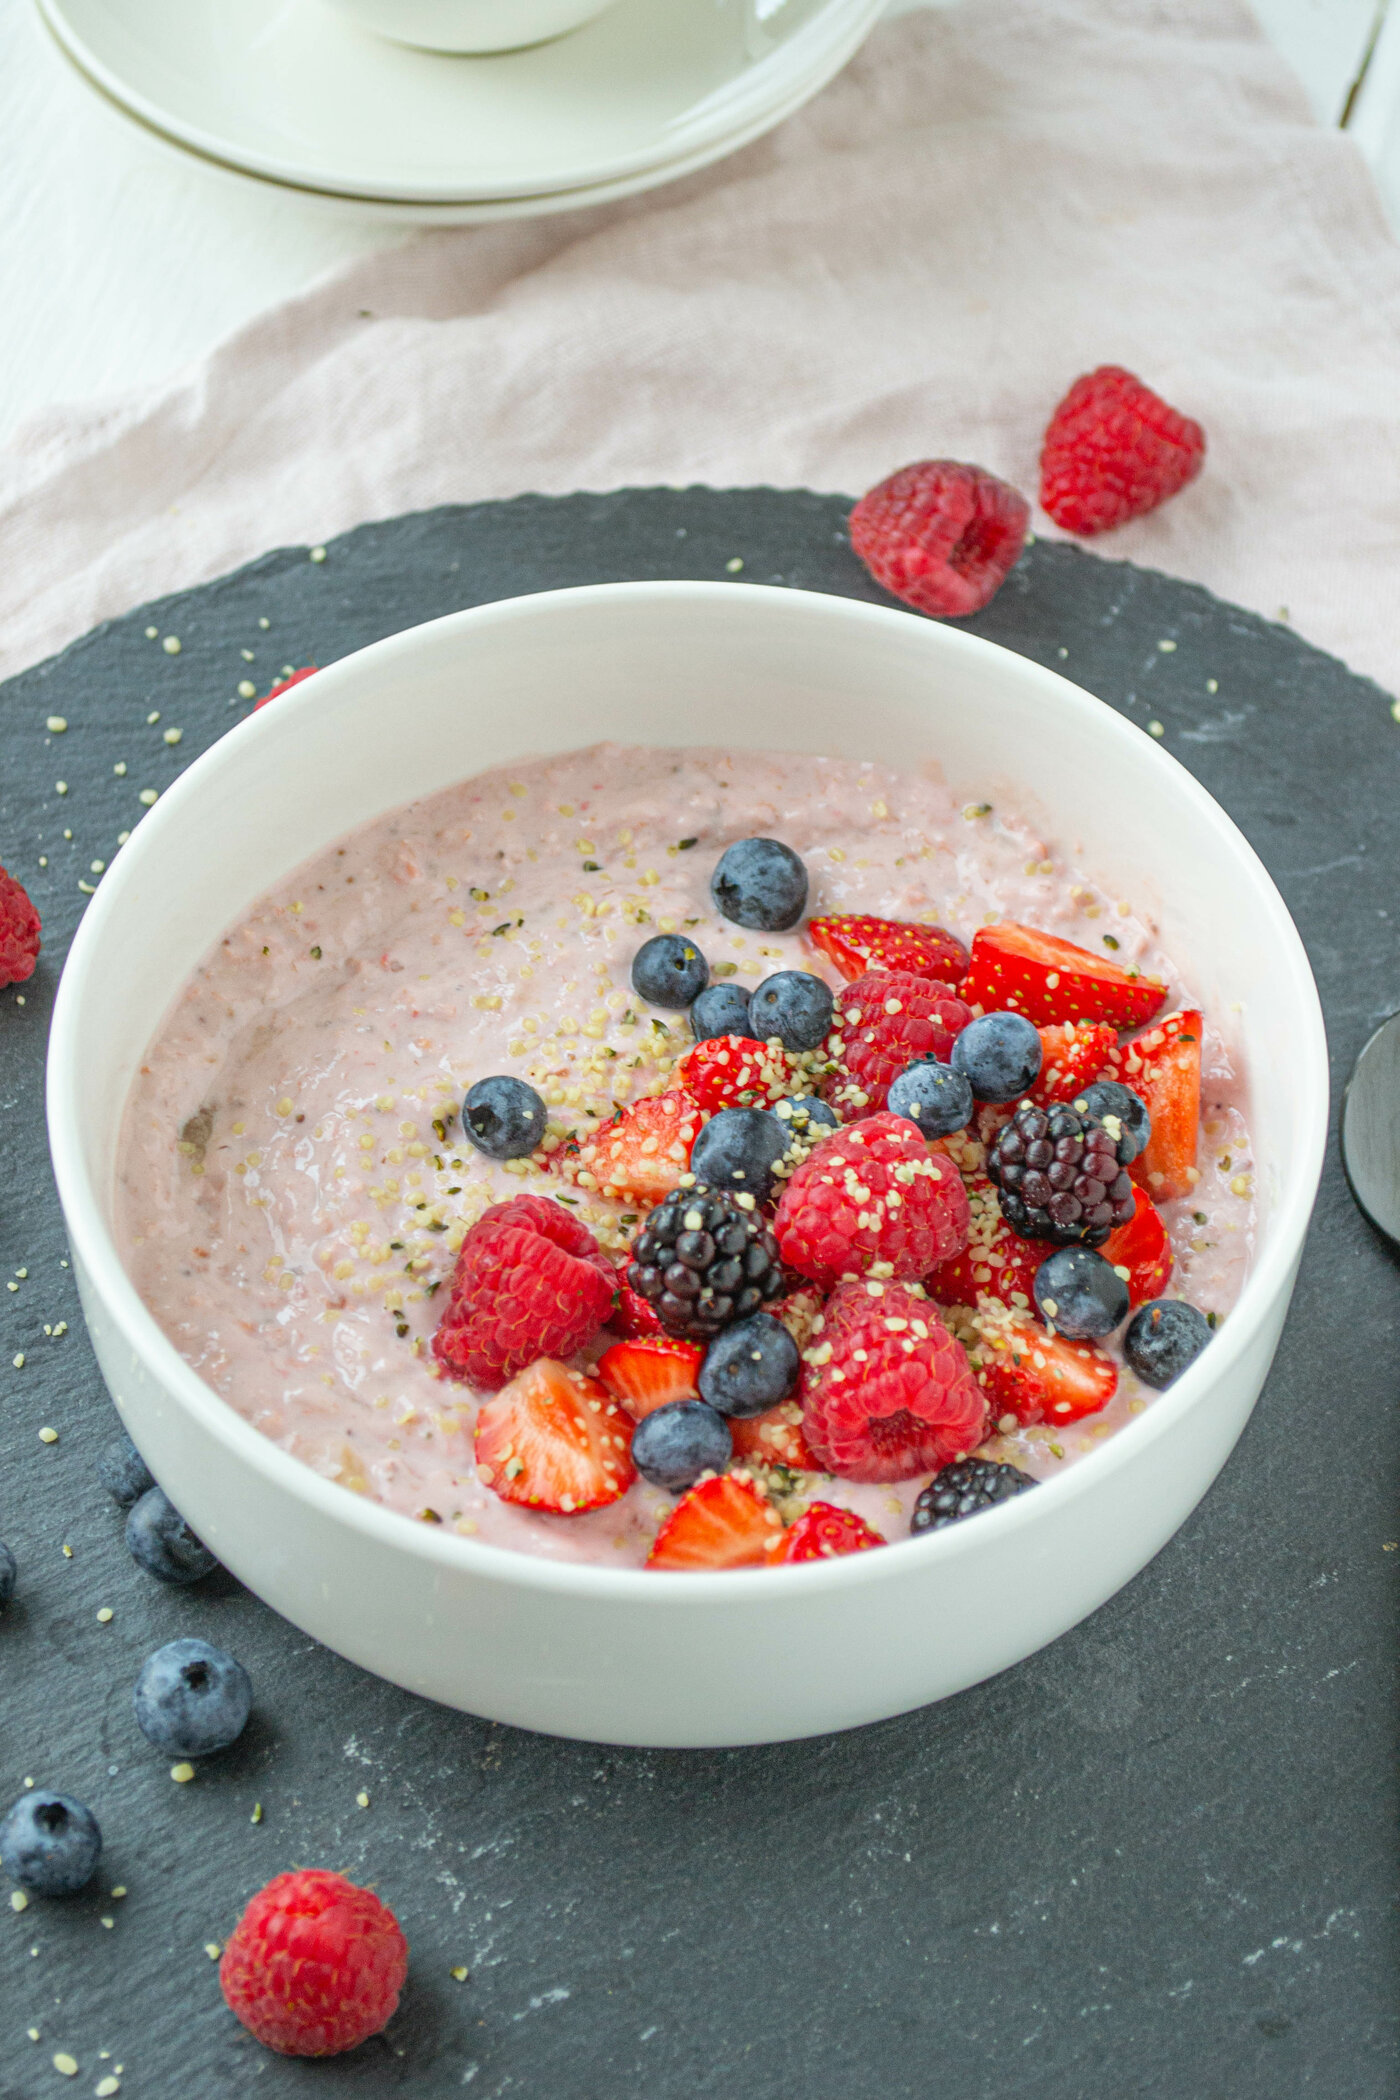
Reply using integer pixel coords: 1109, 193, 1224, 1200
433, 814, 1230, 1569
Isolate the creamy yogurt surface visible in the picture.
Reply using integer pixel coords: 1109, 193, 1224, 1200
115, 743, 1256, 1565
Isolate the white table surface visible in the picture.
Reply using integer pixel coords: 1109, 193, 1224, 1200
0, 0, 1394, 452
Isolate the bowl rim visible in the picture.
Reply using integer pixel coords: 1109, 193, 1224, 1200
46, 580, 1330, 1604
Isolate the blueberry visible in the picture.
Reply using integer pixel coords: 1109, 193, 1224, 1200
96, 1432, 156, 1507
749, 971, 835, 1052
0, 1541, 14, 1611
773, 1095, 840, 1146
886, 1058, 975, 1139
133, 1637, 252, 1757
125, 1487, 218, 1585
0, 1790, 102, 1896
1124, 1299, 1213, 1388
690, 982, 758, 1043
1073, 1079, 1152, 1163
1033, 1246, 1130, 1339
689, 1107, 789, 1205
698, 1312, 800, 1419
710, 838, 808, 931
631, 934, 709, 1009
951, 1012, 1043, 1102
462, 1075, 547, 1160
631, 1402, 732, 1492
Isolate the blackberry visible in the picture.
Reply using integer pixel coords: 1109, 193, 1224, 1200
910, 1457, 1037, 1535
1072, 1079, 1151, 1163
987, 1101, 1135, 1247
628, 1187, 785, 1341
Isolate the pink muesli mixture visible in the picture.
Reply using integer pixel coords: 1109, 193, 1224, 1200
116, 744, 1255, 1568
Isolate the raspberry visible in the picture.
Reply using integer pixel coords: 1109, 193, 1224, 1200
828, 970, 972, 1119
986, 1102, 1136, 1247
0, 866, 41, 988
1039, 366, 1205, 536
432, 1194, 614, 1389
774, 1111, 970, 1290
800, 1280, 987, 1482
219, 1869, 408, 2057
850, 460, 1030, 617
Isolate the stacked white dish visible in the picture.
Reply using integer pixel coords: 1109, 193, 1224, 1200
37, 0, 887, 222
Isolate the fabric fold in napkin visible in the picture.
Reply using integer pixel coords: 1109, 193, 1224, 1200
3, 0, 1399, 688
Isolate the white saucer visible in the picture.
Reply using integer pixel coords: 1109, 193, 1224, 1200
38, 0, 884, 207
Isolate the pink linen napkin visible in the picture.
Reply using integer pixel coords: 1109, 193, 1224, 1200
3, 0, 1398, 690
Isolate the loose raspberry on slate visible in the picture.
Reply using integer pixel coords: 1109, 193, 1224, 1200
800, 1279, 987, 1482
254, 665, 319, 710
850, 460, 1031, 618
775, 1502, 885, 1562
1039, 366, 1205, 536
474, 1359, 636, 1513
0, 866, 41, 988
432, 1193, 614, 1389
775, 1110, 969, 1291
828, 969, 973, 1119
219, 1868, 408, 2058
808, 913, 970, 987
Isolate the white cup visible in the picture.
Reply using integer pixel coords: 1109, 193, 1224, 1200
323, 0, 623, 53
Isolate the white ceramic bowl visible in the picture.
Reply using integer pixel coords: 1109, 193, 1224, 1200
322, 0, 620, 54
47, 583, 1327, 1748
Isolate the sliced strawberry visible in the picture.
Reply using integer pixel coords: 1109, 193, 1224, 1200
808, 914, 969, 986
1028, 1021, 1118, 1106
254, 664, 318, 710
607, 1275, 666, 1338
576, 1088, 702, 1205
961, 922, 1167, 1031
671, 1035, 797, 1112
474, 1358, 636, 1514
596, 1337, 704, 1421
1100, 1185, 1173, 1306
925, 1173, 1040, 1313
973, 1308, 1117, 1428
645, 1473, 785, 1571
775, 1502, 885, 1562
729, 1400, 822, 1472
1106, 1010, 1202, 1204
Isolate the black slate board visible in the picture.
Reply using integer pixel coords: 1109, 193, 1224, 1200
1, 489, 1397, 2100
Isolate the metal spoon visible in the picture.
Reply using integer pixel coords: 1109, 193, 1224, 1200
1341, 1011, 1400, 1241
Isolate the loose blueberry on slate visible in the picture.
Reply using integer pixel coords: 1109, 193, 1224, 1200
690, 981, 758, 1043
0, 1790, 102, 1896
133, 1637, 253, 1757
1072, 1078, 1151, 1162
774, 1094, 839, 1145
631, 933, 709, 1009
886, 1058, 975, 1139
125, 1487, 219, 1585
689, 1106, 790, 1205
909, 1458, 1037, 1533
1033, 1246, 1130, 1338
1124, 1299, 1213, 1388
96, 1432, 156, 1507
0, 1541, 15, 1611
631, 1401, 733, 1492
710, 838, 808, 931
698, 1312, 800, 1419
950, 1011, 1043, 1102
462, 1075, 547, 1160
749, 970, 835, 1052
